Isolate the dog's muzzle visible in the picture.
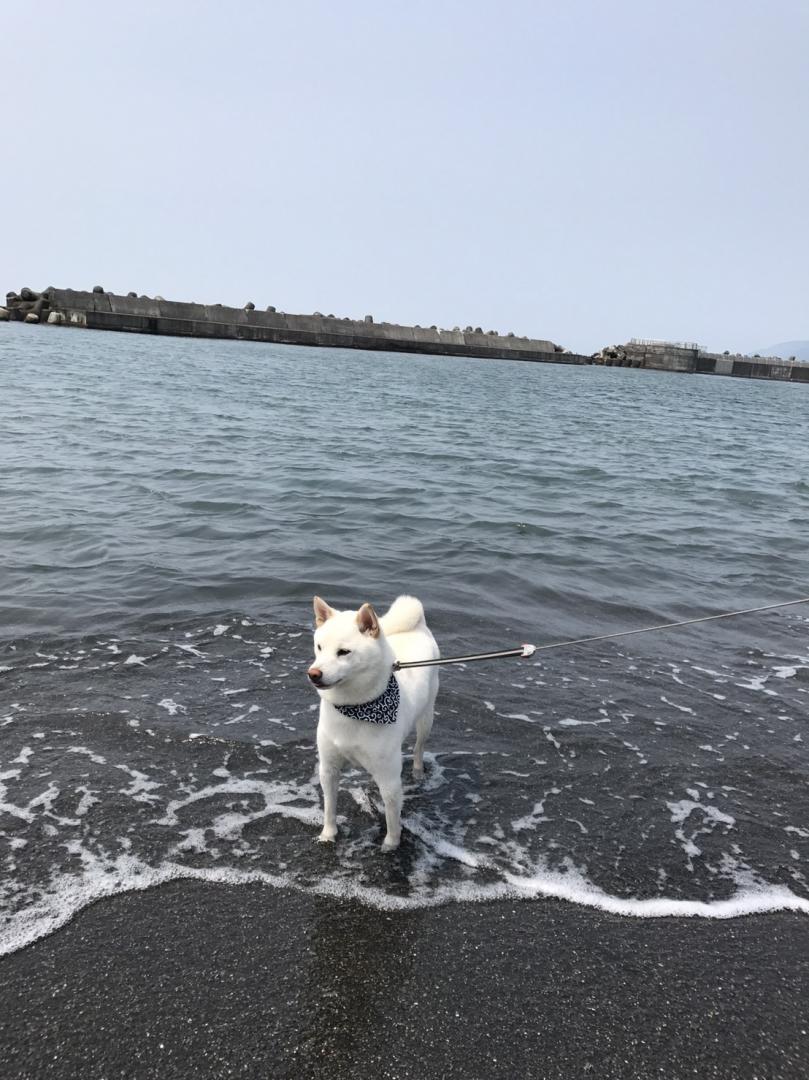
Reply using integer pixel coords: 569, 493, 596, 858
308, 667, 325, 687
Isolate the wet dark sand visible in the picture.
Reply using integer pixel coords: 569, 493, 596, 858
1, 882, 807, 1079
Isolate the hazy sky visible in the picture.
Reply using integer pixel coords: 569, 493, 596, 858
3, 1, 807, 354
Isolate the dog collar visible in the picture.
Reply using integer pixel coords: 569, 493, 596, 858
332, 673, 400, 725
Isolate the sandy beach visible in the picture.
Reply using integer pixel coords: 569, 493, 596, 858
1, 881, 807, 1079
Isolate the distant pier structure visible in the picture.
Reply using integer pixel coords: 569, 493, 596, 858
593, 338, 809, 385
0, 285, 590, 367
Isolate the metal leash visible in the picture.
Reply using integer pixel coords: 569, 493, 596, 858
392, 596, 809, 671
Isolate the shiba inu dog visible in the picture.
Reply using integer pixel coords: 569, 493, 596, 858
308, 594, 439, 850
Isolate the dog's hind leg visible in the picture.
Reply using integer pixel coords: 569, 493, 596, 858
413, 703, 434, 780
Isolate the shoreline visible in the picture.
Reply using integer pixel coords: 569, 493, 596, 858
1, 880, 807, 1079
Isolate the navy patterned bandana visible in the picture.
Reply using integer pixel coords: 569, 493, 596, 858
332, 673, 400, 725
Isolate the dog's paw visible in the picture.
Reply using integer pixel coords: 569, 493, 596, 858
317, 829, 338, 843
412, 766, 424, 781
381, 835, 401, 852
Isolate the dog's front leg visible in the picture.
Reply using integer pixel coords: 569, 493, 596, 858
318, 758, 341, 842
376, 768, 404, 851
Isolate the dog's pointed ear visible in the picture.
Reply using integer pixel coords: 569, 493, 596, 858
356, 603, 380, 637
313, 596, 336, 628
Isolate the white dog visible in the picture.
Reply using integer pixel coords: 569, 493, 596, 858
308, 594, 439, 850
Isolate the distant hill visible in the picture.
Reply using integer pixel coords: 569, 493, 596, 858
757, 340, 809, 361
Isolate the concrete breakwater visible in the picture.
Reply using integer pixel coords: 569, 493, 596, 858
3, 286, 805, 385
594, 338, 809, 384
1, 286, 590, 366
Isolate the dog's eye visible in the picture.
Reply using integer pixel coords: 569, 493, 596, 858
336, 648, 351, 657
317, 644, 322, 652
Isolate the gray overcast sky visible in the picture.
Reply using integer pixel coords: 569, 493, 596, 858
2, 1, 807, 354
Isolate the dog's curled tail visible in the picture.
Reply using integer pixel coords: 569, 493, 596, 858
380, 595, 426, 636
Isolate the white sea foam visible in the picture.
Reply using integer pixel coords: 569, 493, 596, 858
558, 717, 609, 727
511, 786, 561, 831
668, 798, 734, 828
566, 817, 588, 834
666, 796, 735, 864
68, 746, 107, 765
501, 865, 809, 920
157, 698, 185, 715
176, 642, 206, 657
2, 841, 807, 961
404, 813, 487, 868
773, 665, 803, 679
157, 776, 322, 830
735, 674, 777, 695
74, 787, 100, 816
116, 766, 163, 803
690, 664, 729, 681
660, 695, 695, 715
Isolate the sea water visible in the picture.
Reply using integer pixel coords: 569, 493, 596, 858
2, 321, 809, 954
